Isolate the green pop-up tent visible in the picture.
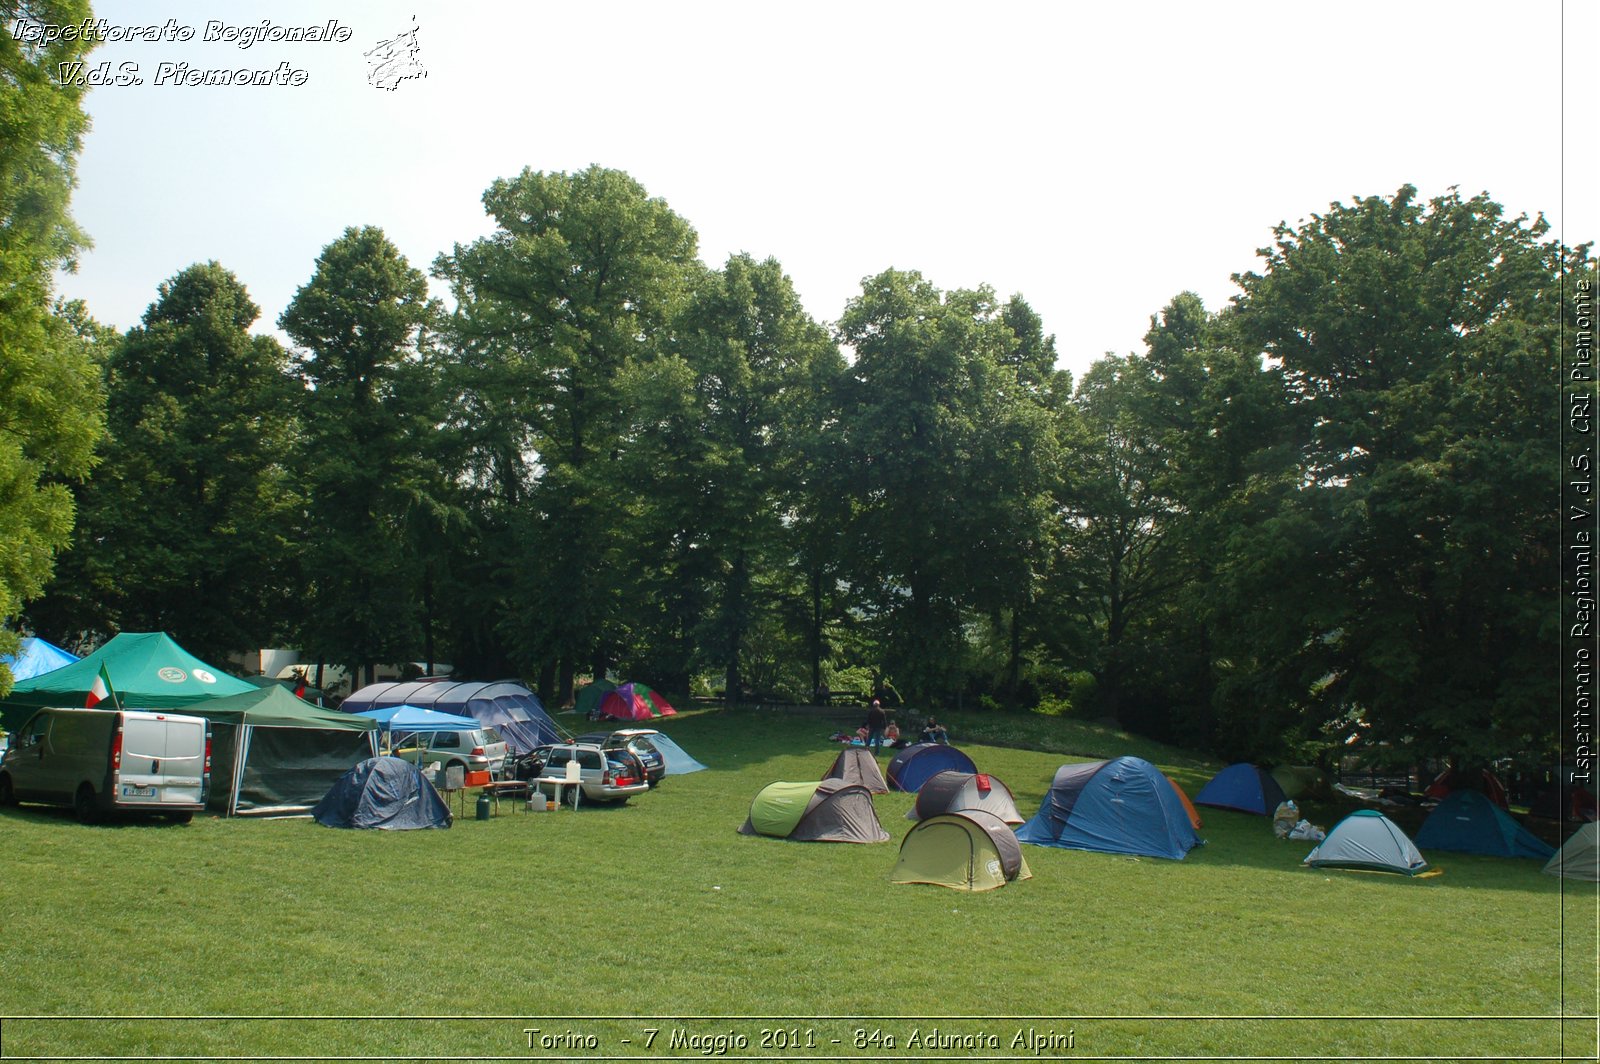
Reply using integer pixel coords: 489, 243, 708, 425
185, 685, 380, 816
1, 632, 256, 729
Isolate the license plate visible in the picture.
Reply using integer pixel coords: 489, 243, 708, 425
122, 785, 155, 797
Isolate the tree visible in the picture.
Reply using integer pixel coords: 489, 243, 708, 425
1045, 354, 1189, 727
617, 253, 842, 700
434, 165, 699, 698
1219, 185, 1592, 762
0, 0, 104, 688
280, 226, 443, 688
36, 264, 300, 662
832, 270, 1058, 705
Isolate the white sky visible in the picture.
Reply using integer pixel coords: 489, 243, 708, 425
50, 0, 1600, 381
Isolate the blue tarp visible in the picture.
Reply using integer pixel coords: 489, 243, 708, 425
1016, 756, 1203, 860
342, 680, 562, 754
351, 705, 480, 732
1, 637, 79, 682
1194, 762, 1288, 815
650, 733, 707, 775
311, 756, 452, 830
1415, 790, 1555, 859
885, 743, 977, 793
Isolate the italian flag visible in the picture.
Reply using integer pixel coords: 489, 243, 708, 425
86, 663, 115, 709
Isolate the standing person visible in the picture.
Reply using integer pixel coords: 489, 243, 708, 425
864, 699, 888, 752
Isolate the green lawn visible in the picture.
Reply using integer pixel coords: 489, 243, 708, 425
1, 707, 1593, 1061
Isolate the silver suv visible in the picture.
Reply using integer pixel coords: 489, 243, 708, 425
522, 743, 649, 806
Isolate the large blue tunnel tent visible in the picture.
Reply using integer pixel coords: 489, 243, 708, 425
341, 679, 564, 754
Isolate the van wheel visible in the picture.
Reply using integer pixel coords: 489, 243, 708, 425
0, 774, 14, 806
73, 784, 99, 825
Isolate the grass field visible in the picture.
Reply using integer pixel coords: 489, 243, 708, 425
0, 706, 1594, 1062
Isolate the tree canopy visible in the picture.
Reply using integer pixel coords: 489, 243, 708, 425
18, 168, 1591, 776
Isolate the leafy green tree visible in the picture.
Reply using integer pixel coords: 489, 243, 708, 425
0, 0, 103, 688
1219, 185, 1591, 763
433, 165, 699, 697
833, 270, 1058, 705
280, 226, 443, 688
625, 253, 842, 700
37, 264, 300, 662
1044, 354, 1189, 726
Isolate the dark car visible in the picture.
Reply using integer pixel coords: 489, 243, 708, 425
576, 729, 667, 787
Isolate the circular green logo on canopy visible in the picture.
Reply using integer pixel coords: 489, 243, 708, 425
158, 667, 187, 683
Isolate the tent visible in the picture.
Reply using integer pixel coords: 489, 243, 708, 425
341, 679, 562, 754
351, 705, 480, 732
1166, 775, 1204, 830
311, 756, 452, 830
1271, 764, 1329, 800
573, 679, 617, 718
1415, 790, 1555, 859
885, 743, 978, 793
1, 631, 257, 728
650, 732, 706, 775
596, 682, 677, 721
1194, 763, 1288, 815
181, 685, 380, 816
1016, 756, 1203, 860
1303, 810, 1429, 875
737, 779, 890, 843
1425, 765, 1509, 809
824, 747, 888, 793
891, 809, 1032, 891
907, 770, 1024, 824
1, 637, 78, 683
1543, 823, 1600, 881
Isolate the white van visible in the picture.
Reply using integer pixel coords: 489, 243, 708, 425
0, 707, 211, 823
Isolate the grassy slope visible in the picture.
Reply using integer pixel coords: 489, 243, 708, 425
0, 706, 1593, 1060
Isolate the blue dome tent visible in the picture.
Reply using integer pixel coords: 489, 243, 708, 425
1016, 756, 1203, 860
312, 756, 452, 830
1194, 763, 1289, 815
342, 679, 563, 754
885, 743, 977, 793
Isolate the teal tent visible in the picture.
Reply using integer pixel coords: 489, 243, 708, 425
185, 685, 380, 816
1414, 790, 1554, 859
1304, 810, 1430, 876
1, 632, 255, 729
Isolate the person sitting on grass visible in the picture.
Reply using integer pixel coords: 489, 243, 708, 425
921, 717, 948, 744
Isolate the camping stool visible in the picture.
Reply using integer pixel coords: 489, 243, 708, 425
443, 764, 466, 816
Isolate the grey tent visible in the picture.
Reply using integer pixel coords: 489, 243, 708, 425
824, 747, 888, 793
906, 770, 1024, 824
737, 779, 890, 843
311, 756, 452, 830
1543, 823, 1600, 881
1303, 810, 1429, 876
